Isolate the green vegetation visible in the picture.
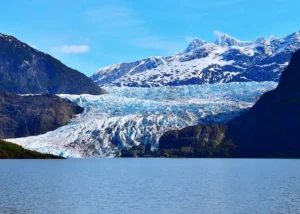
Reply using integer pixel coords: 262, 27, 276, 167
0, 140, 65, 159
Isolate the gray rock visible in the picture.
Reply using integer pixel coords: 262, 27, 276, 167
0, 91, 83, 138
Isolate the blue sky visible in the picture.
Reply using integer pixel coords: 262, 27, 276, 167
0, 0, 299, 76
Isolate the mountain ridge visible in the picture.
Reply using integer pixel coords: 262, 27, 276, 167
91, 30, 300, 87
0, 32, 105, 95
227, 49, 300, 158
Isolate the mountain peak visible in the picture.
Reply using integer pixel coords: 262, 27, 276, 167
269, 35, 275, 41
283, 31, 300, 41
214, 34, 237, 47
0, 32, 105, 95
278, 49, 300, 91
184, 38, 207, 53
214, 33, 252, 47
254, 37, 266, 45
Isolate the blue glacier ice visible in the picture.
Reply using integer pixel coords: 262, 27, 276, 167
7, 82, 277, 157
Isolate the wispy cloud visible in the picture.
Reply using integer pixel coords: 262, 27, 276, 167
28, 43, 38, 49
83, 6, 143, 29
132, 37, 186, 55
83, 3, 189, 55
52, 45, 90, 54
185, 36, 196, 42
214, 30, 226, 37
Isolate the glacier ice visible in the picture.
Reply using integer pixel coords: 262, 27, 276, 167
7, 82, 277, 158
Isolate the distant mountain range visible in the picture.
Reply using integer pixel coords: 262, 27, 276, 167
0, 33, 104, 94
91, 31, 300, 87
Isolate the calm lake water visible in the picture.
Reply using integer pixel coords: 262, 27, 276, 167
0, 159, 300, 214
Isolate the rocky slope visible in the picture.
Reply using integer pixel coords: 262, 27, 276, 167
0, 33, 104, 95
227, 49, 300, 158
0, 91, 83, 139
92, 31, 300, 87
6, 82, 276, 157
0, 140, 64, 159
121, 124, 231, 158
159, 124, 227, 150
140, 49, 300, 158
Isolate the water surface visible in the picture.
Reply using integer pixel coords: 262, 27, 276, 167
0, 159, 299, 214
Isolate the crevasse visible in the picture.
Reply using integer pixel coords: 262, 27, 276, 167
7, 82, 277, 158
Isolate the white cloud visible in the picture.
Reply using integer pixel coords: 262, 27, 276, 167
214, 30, 226, 37
185, 36, 196, 42
52, 45, 90, 54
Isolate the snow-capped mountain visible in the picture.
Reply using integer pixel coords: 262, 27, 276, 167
214, 34, 253, 47
91, 31, 300, 87
7, 82, 276, 157
184, 38, 207, 52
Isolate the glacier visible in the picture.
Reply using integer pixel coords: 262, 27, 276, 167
7, 82, 277, 158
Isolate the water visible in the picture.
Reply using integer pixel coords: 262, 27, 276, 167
0, 159, 300, 214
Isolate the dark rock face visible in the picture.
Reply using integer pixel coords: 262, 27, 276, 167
157, 125, 229, 158
0, 91, 83, 139
120, 125, 229, 158
0, 33, 104, 95
121, 144, 153, 158
159, 125, 227, 149
153, 49, 300, 158
227, 49, 300, 158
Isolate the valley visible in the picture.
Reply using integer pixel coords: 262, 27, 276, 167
0, 30, 299, 158
7, 82, 276, 157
